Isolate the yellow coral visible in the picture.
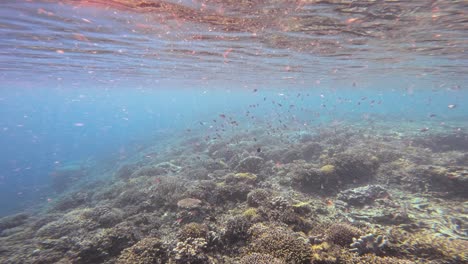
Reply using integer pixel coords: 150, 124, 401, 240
234, 172, 257, 181
292, 201, 312, 208
320, 164, 335, 174
243, 208, 258, 219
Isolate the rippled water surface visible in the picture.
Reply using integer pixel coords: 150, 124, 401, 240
1, 0, 467, 87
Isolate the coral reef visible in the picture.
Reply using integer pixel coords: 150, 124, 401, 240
0, 124, 466, 264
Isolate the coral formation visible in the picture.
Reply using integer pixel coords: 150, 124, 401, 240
326, 223, 363, 247
177, 198, 202, 209
173, 237, 208, 263
177, 222, 209, 241
0, 124, 466, 264
349, 233, 388, 255
248, 223, 310, 264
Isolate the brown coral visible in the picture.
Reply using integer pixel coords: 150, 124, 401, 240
325, 223, 363, 247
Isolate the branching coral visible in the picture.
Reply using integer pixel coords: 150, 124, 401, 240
173, 237, 208, 263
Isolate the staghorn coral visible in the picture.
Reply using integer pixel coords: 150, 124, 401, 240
116, 237, 167, 264
326, 223, 364, 247
248, 223, 310, 264
173, 237, 208, 263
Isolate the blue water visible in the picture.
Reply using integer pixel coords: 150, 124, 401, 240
0, 0, 467, 216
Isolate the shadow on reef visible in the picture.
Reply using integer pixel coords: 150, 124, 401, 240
0, 125, 467, 263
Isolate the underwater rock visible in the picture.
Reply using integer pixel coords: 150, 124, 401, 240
337, 185, 388, 206
236, 156, 264, 173
239, 253, 285, 264
350, 233, 388, 255
117, 237, 168, 264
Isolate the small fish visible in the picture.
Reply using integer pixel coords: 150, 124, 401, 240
257, 147, 261, 153
253, 89, 258, 92
219, 114, 226, 118
448, 104, 457, 109
429, 114, 437, 118
420, 127, 429, 132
